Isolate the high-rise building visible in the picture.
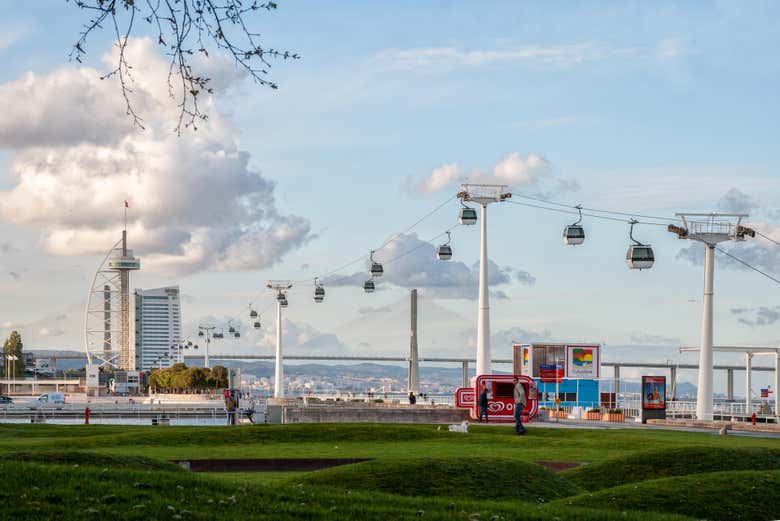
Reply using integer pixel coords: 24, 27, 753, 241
133, 286, 182, 371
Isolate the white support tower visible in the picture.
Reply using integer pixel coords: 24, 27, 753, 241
458, 184, 511, 378
84, 226, 140, 370
267, 280, 293, 398
669, 213, 754, 420
408, 289, 420, 394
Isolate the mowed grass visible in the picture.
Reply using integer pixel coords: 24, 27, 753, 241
0, 423, 778, 520
294, 457, 580, 502
563, 446, 780, 490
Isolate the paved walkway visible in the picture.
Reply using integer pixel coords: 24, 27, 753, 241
476, 418, 780, 439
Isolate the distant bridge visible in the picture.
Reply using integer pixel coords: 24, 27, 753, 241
30, 351, 775, 399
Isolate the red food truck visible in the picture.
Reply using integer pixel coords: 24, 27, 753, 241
454, 374, 539, 423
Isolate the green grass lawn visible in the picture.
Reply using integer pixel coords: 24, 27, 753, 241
0, 422, 777, 520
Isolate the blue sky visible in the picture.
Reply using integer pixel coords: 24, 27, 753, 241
0, 1, 778, 391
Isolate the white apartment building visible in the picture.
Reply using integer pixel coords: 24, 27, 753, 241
133, 286, 182, 371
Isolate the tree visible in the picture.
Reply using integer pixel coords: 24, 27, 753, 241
68, 0, 300, 132
210, 365, 229, 388
1, 331, 25, 379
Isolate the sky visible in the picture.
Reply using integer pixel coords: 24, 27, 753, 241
0, 1, 778, 391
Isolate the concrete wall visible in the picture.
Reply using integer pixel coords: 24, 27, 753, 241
280, 405, 469, 424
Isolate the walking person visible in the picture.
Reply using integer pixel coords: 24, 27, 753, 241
513, 378, 527, 435
408, 391, 417, 405
224, 390, 237, 426
478, 385, 489, 423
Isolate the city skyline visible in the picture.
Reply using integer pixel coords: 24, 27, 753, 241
0, 2, 778, 392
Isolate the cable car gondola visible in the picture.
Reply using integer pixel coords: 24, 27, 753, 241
253, 321, 261, 329
437, 231, 453, 260
363, 279, 375, 293
213, 331, 224, 339
228, 326, 236, 334
563, 205, 586, 245
459, 203, 477, 225
249, 309, 258, 319
280, 297, 289, 308
313, 278, 325, 303
369, 250, 383, 277
626, 220, 655, 270
234, 332, 241, 338
198, 331, 204, 337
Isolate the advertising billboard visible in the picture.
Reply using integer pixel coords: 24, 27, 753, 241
642, 376, 666, 410
35, 358, 55, 376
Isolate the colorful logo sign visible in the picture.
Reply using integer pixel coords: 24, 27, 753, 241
567, 345, 599, 378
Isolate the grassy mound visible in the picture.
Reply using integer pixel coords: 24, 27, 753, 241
293, 457, 580, 502
0, 459, 686, 521
0, 424, 449, 451
0, 451, 183, 472
558, 469, 780, 521
563, 446, 780, 490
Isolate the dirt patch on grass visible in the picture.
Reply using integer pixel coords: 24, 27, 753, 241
174, 458, 371, 472
534, 460, 583, 472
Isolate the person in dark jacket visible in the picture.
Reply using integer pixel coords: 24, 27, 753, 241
513, 378, 527, 435
478, 385, 489, 423
408, 391, 417, 405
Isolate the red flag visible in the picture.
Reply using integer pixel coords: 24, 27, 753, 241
124, 200, 129, 208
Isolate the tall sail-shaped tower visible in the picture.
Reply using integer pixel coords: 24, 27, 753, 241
84, 218, 140, 370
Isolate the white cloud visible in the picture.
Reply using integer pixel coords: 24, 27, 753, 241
254, 318, 349, 355
0, 38, 310, 274
731, 306, 780, 327
411, 151, 576, 197
493, 152, 552, 186
629, 332, 681, 346
326, 233, 519, 299
513, 269, 537, 286
416, 163, 460, 194
718, 188, 757, 214
375, 43, 621, 71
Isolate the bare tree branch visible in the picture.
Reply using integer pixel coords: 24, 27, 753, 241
67, 0, 299, 134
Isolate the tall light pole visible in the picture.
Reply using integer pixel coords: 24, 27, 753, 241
267, 281, 292, 398
668, 213, 754, 420
458, 184, 511, 378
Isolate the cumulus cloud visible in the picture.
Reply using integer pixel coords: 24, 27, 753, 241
327, 233, 515, 299
731, 306, 780, 327
513, 269, 537, 286
718, 188, 757, 214
0, 38, 310, 274
411, 151, 577, 198
416, 164, 461, 194
253, 318, 348, 355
